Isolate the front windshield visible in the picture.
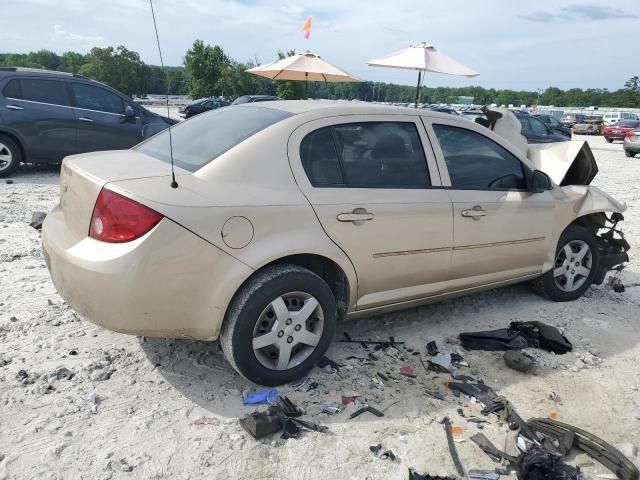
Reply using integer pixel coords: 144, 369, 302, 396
136, 106, 292, 172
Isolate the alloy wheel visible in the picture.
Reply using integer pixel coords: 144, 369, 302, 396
553, 240, 592, 292
252, 292, 324, 370
0, 142, 12, 172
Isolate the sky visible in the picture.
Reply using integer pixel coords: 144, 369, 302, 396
0, 0, 635, 91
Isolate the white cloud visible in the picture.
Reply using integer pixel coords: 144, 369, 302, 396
279, 5, 304, 15
53, 24, 105, 44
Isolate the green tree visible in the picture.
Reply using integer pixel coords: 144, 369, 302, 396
59, 51, 86, 73
79, 46, 148, 96
624, 76, 640, 92
183, 40, 230, 98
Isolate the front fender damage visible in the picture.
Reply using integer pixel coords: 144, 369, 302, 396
560, 185, 630, 285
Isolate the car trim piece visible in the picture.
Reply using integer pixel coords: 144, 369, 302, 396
373, 246, 452, 258
454, 237, 545, 251
4, 96, 140, 118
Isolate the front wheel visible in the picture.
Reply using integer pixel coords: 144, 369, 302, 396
625, 150, 635, 158
531, 225, 600, 302
220, 264, 337, 386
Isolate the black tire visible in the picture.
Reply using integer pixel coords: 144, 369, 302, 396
606, 138, 613, 143
220, 264, 337, 386
530, 225, 600, 302
0, 134, 21, 177
625, 150, 635, 158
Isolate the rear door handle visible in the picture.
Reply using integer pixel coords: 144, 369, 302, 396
78, 116, 94, 123
337, 208, 374, 224
461, 205, 487, 220
6, 104, 23, 111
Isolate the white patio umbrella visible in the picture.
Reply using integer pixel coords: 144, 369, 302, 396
367, 42, 479, 107
247, 51, 361, 98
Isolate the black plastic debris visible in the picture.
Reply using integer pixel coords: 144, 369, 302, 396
409, 470, 456, 480
469, 470, 501, 480
16, 370, 28, 380
471, 433, 519, 464
614, 283, 625, 293
504, 351, 535, 373
341, 332, 404, 348
55, 367, 74, 381
427, 341, 439, 356
441, 416, 466, 478
370, 444, 397, 461
316, 356, 341, 372
240, 411, 282, 439
349, 405, 384, 419
6, 179, 13, 184
281, 418, 302, 439
459, 321, 572, 354
29, 211, 47, 231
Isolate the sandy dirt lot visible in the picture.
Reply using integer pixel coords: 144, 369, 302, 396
0, 135, 639, 480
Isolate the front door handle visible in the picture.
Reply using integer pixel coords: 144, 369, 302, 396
78, 116, 94, 123
461, 205, 487, 220
337, 208, 374, 224
6, 104, 23, 111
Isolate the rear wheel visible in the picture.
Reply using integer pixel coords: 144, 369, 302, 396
606, 138, 613, 143
625, 150, 635, 158
531, 225, 600, 302
220, 264, 337, 386
0, 135, 21, 177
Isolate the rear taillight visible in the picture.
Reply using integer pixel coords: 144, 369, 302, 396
89, 188, 163, 243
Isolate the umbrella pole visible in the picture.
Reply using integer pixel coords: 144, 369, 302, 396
305, 72, 308, 99
414, 71, 422, 108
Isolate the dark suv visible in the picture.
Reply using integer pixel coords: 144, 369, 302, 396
0, 67, 176, 176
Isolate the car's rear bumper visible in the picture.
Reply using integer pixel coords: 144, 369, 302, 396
43, 204, 253, 340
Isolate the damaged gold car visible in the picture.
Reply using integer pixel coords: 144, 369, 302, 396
42, 102, 629, 385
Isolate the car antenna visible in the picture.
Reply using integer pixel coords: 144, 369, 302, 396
149, 0, 178, 189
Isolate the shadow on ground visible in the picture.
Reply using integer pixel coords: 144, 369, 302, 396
140, 282, 640, 421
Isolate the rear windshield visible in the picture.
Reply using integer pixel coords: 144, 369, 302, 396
136, 106, 291, 172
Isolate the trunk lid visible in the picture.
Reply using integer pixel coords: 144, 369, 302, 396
59, 150, 187, 239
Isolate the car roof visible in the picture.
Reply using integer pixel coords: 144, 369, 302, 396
240, 99, 456, 118
0, 67, 89, 80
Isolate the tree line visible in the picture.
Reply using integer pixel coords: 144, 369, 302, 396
1, 44, 639, 107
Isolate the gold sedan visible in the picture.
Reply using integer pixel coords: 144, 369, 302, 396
42, 102, 629, 385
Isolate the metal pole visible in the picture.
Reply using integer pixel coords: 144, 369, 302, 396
415, 71, 422, 108
305, 72, 308, 99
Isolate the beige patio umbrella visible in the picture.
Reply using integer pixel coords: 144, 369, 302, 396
367, 42, 479, 107
247, 51, 361, 98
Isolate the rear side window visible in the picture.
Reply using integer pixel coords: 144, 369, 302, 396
20, 79, 68, 106
71, 83, 125, 114
301, 122, 431, 188
2, 79, 20, 98
433, 124, 526, 190
136, 106, 292, 172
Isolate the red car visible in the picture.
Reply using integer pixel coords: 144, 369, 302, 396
604, 120, 640, 143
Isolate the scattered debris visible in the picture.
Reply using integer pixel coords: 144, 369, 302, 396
291, 377, 318, 392
240, 411, 282, 439
341, 332, 404, 348
427, 341, 439, 356
316, 356, 341, 371
429, 353, 452, 372
5, 179, 13, 184
349, 405, 384, 419
90, 369, 112, 381
242, 388, 279, 406
469, 470, 501, 480
460, 321, 572, 354
369, 443, 398, 462
341, 395, 358, 406
442, 416, 467, 478
29, 211, 47, 230
55, 367, 74, 381
409, 472, 456, 480
504, 351, 535, 373
400, 366, 417, 378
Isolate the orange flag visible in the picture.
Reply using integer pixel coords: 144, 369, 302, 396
300, 17, 312, 39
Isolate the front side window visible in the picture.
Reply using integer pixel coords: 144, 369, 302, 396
301, 122, 431, 188
19, 79, 68, 106
432, 124, 527, 190
71, 83, 125, 114
136, 106, 292, 172
529, 117, 548, 135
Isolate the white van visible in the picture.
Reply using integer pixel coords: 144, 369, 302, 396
603, 111, 639, 126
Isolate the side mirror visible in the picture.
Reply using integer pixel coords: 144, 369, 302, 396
531, 170, 552, 193
124, 105, 136, 119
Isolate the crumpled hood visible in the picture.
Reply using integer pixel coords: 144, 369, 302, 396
487, 108, 599, 186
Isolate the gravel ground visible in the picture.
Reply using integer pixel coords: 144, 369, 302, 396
1, 135, 639, 480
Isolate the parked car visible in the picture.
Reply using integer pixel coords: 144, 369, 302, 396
602, 111, 639, 126
429, 107, 459, 115
623, 130, 640, 158
460, 109, 486, 122
559, 113, 587, 128
603, 120, 640, 143
514, 112, 570, 143
179, 98, 230, 118
532, 113, 572, 138
42, 102, 629, 386
572, 115, 605, 136
0, 67, 176, 177
231, 95, 280, 105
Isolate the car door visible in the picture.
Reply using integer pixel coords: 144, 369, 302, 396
2, 77, 77, 162
424, 118, 556, 290
288, 115, 453, 311
70, 82, 143, 152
